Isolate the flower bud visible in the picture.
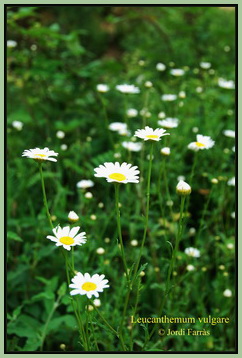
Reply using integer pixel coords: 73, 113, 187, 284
68, 211, 79, 222
176, 180, 191, 196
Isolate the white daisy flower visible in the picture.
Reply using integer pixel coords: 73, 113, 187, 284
94, 162, 139, 184
144, 81, 153, 88
176, 180, 191, 195
12, 120, 23, 131
223, 129, 235, 138
227, 177, 235, 186
56, 130, 65, 139
158, 117, 179, 129
96, 84, 109, 93
108, 122, 127, 134
188, 134, 215, 151
156, 62, 166, 71
7, 40, 17, 48
196, 86, 203, 93
158, 111, 166, 119
93, 298, 101, 307
127, 108, 138, 118
22, 147, 58, 162
186, 264, 195, 271
161, 94, 177, 101
223, 289, 232, 298
218, 78, 235, 89
68, 211, 79, 222
77, 179, 94, 189
161, 147, 170, 156
69, 272, 109, 299
115, 84, 140, 94
47, 225, 86, 251
60, 144, 68, 151
200, 62, 211, 69
85, 192, 93, 199
134, 126, 170, 142
170, 68, 185, 76
179, 91, 186, 98
185, 247, 200, 258
122, 141, 142, 152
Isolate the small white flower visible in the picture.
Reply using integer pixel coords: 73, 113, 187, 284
170, 68, 185, 76
97, 84, 109, 93
122, 141, 142, 152
12, 120, 23, 131
177, 175, 185, 181
98, 202, 104, 208
200, 62, 211, 69
166, 200, 173, 207
85, 192, 93, 199
127, 108, 138, 118
96, 247, 105, 255
176, 180, 191, 195
161, 147, 170, 156
188, 134, 215, 151
90, 215, 97, 221
144, 81, 153, 88
231, 212, 235, 219
69, 272, 109, 299
218, 78, 235, 89
196, 87, 203, 93
227, 177, 235, 186
158, 112, 166, 119
68, 211, 79, 222
223, 129, 235, 138
134, 126, 170, 142
104, 237, 110, 243
227, 243, 234, 250
94, 162, 139, 184
185, 247, 200, 258
77, 180, 94, 189
60, 144, 68, 151
108, 122, 127, 134
161, 94, 177, 101
192, 127, 199, 133
189, 227, 196, 236
47, 225, 86, 251
130, 239, 138, 247
138, 60, 145, 66
56, 130, 65, 139
186, 264, 195, 271
116, 84, 140, 94
93, 298, 101, 307
224, 45, 230, 52
211, 178, 218, 184
140, 108, 151, 118
22, 147, 58, 162
179, 91, 186, 98
30, 44, 37, 51
156, 62, 166, 71
7, 40, 17, 48
114, 152, 121, 159
158, 117, 179, 129
232, 146, 235, 152
223, 289, 232, 297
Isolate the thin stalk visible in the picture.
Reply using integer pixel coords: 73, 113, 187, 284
38, 162, 53, 229
142, 195, 186, 350
98, 93, 114, 148
132, 142, 154, 285
114, 183, 130, 286
194, 186, 213, 246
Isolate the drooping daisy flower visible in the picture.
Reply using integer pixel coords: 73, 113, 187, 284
69, 272, 109, 299
94, 162, 139, 184
115, 84, 140, 94
22, 147, 58, 162
77, 180, 94, 189
7, 40, 17, 48
227, 177, 235, 186
122, 141, 142, 152
223, 289, 232, 297
161, 147, 170, 156
184, 247, 200, 258
96, 84, 109, 93
156, 62, 166, 71
218, 78, 235, 89
68, 211, 79, 222
134, 126, 170, 142
170, 68, 185, 76
161, 94, 177, 101
176, 180, 191, 195
200, 62, 211, 69
158, 117, 179, 129
223, 129, 235, 138
188, 134, 215, 151
47, 225, 86, 251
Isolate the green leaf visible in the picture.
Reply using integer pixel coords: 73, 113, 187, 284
7, 231, 23, 242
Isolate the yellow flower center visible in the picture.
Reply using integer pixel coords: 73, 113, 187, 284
34, 154, 47, 158
59, 236, 74, 245
109, 173, 126, 181
82, 282, 97, 291
146, 135, 159, 139
195, 142, 205, 147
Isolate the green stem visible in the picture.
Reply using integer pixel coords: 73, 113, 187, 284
38, 163, 53, 229
195, 186, 213, 246
98, 93, 114, 148
132, 142, 154, 285
114, 184, 130, 286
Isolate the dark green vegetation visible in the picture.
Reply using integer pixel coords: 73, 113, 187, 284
7, 6, 235, 352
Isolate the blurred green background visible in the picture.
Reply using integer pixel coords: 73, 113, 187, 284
7, 6, 235, 352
